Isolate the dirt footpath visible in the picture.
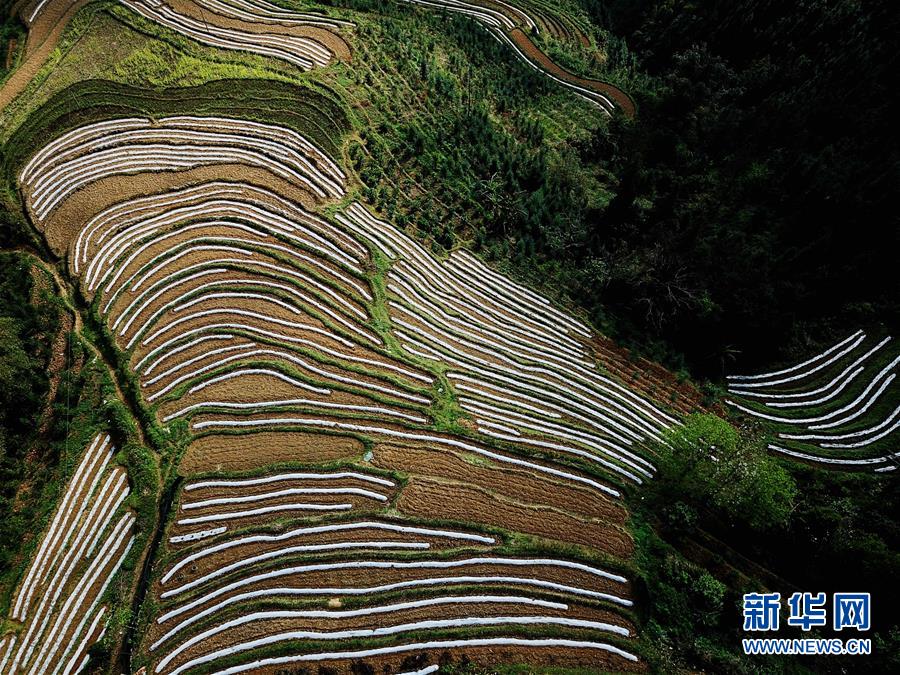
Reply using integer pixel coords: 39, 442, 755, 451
0, 0, 90, 114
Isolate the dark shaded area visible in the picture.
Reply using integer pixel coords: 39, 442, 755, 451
483, 0, 900, 376
595, 0, 900, 376
0, 254, 54, 579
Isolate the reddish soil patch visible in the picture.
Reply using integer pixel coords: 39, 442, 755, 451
591, 334, 709, 416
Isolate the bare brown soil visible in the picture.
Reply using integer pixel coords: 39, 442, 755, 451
181, 473, 398, 505
157, 598, 633, 674
134, 333, 245, 380
372, 444, 624, 524
155, 373, 384, 420
108, 264, 369, 354
299, 643, 645, 674
161, 522, 494, 592
100, 226, 277, 306
155, 555, 632, 639
591, 334, 709, 416
179, 432, 364, 474
169, 493, 389, 539
170, 0, 351, 62
169, 468, 397, 534
366, 432, 624, 507
397, 478, 633, 558
136, 293, 349, 357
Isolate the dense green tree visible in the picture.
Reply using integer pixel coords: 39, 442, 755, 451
655, 414, 797, 530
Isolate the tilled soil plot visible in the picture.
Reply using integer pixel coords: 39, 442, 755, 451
169, 0, 352, 61
94, 225, 365, 315
169, 491, 389, 534
159, 523, 498, 592
154, 598, 634, 675
322, 642, 646, 674
155, 556, 632, 634
156, 638, 643, 674
372, 443, 625, 524
157, 376, 401, 426
179, 431, 365, 474
397, 477, 633, 558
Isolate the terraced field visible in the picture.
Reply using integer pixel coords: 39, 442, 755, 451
9, 90, 668, 668
0, 434, 135, 675
118, 0, 350, 68
0, 4, 693, 673
398, 0, 634, 114
727, 330, 900, 471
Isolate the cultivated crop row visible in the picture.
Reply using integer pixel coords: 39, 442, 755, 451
18, 115, 440, 474
727, 330, 900, 471
169, 470, 399, 536
0, 435, 135, 675
335, 202, 676, 488
118, 0, 339, 69
17, 112, 661, 671
21, 115, 346, 220
18, 109, 666, 505
149, 469, 637, 675
194, 0, 352, 29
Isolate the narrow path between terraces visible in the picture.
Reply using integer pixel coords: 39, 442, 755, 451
44, 256, 170, 674
38, 255, 151, 448
509, 28, 636, 117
